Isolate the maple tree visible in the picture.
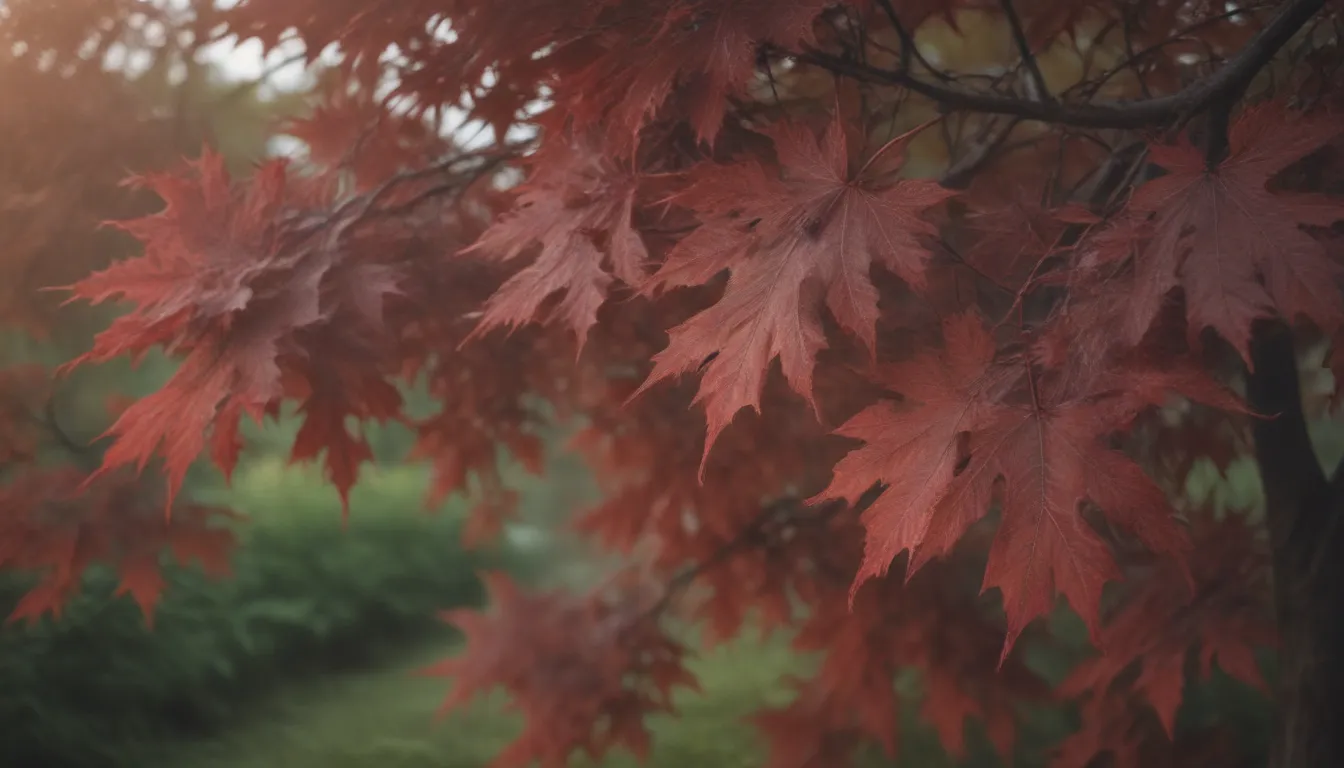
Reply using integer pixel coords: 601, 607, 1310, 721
15, 0, 1344, 765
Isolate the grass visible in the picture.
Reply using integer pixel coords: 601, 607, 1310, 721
147, 625, 1033, 768
150, 636, 814, 768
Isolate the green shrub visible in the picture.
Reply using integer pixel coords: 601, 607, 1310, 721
0, 459, 518, 768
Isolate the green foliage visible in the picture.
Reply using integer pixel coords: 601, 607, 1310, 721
0, 459, 516, 768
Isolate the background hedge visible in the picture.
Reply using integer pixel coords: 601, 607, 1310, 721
0, 457, 541, 768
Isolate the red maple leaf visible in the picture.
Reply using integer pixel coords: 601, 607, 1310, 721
812, 312, 1007, 588
424, 571, 698, 768
1059, 511, 1273, 750
289, 378, 399, 521
65, 148, 405, 509
63, 151, 322, 504
0, 467, 236, 625
634, 112, 955, 469
753, 685, 877, 768
1123, 102, 1344, 360
464, 132, 648, 344
964, 352, 1245, 653
820, 312, 1243, 654
973, 380, 1190, 654
559, 0, 835, 146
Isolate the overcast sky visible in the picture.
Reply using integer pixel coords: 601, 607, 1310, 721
204, 35, 319, 94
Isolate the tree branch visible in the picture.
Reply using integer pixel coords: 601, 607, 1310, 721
643, 486, 881, 619
793, 0, 1325, 130
939, 116, 1022, 188
1000, 0, 1052, 102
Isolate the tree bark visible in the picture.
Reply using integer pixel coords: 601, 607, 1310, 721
1248, 321, 1344, 768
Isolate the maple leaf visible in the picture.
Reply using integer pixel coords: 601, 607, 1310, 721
0, 467, 237, 624
283, 84, 448, 190
973, 356, 1250, 653
290, 399, 374, 521
822, 312, 1244, 654
956, 183, 1099, 291
974, 389, 1189, 654
812, 312, 1006, 589
65, 148, 406, 509
114, 550, 168, 622
753, 686, 872, 768
634, 112, 955, 469
1059, 511, 1273, 745
464, 132, 648, 345
82, 335, 282, 507
63, 151, 323, 505
559, 0, 835, 146
424, 572, 698, 767
1124, 102, 1344, 360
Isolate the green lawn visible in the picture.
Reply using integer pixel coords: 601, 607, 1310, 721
148, 628, 1025, 768
150, 636, 826, 768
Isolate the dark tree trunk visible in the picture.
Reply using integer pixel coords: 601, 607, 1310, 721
1247, 321, 1344, 768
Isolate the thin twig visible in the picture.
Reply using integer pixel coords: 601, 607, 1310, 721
1000, 0, 1052, 102
642, 488, 879, 620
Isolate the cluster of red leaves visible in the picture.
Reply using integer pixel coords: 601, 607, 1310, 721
424, 571, 697, 768
464, 132, 649, 343
1119, 104, 1344, 360
634, 109, 955, 463
390, 212, 584, 542
401, 320, 568, 544
573, 369, 849, 640
0, 466, 236, 625
757, 550, 1047, 768
0, 364, 237, 625
66, 149, 402, 514
817, 311, 1246, 656
284, 76, 453, 192
1054, 510, 1276, 767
